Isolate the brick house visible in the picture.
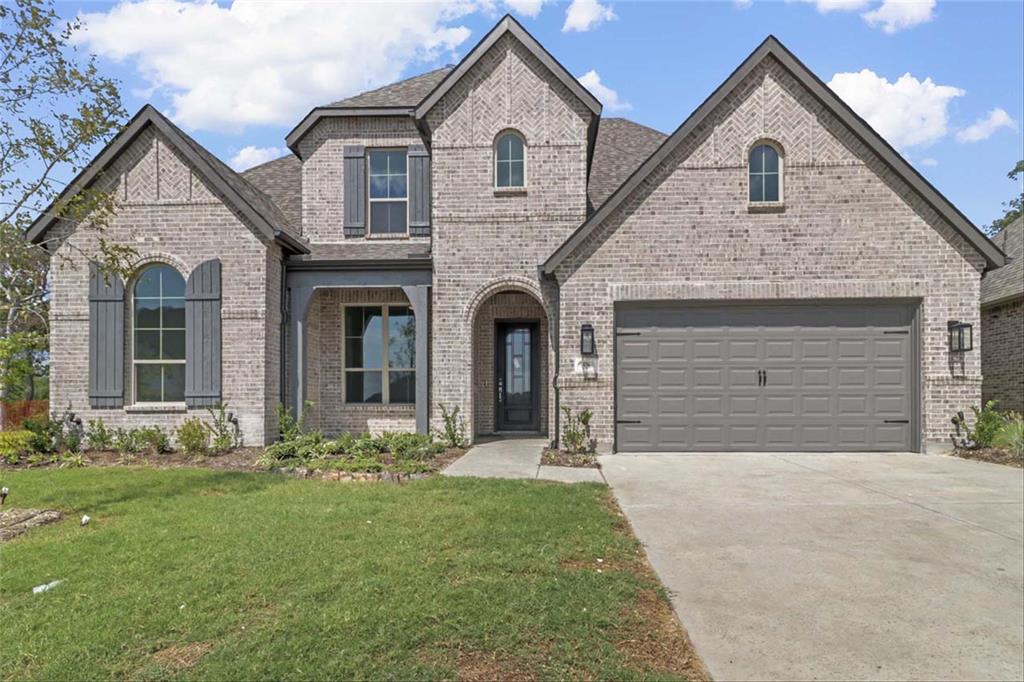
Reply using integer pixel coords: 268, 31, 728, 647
981, 216, 1023, 413
29, 16, 1005, 453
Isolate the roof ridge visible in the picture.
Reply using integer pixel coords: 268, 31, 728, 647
328, 66, 453, 108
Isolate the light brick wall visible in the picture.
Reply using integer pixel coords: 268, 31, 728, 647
982, 299, 1024, 413
427, 33, 593, 441
553, 57, 986, 451
472, 291, 549, 436
48, 127, 281, 445
299, 287, 416, 435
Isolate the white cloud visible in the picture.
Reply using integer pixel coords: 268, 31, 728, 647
562, 0, 615, 32
794, 0, 871, 13
578, 70, 630, 112
828, 69, 964, 149
919, 157, 938, 166
74, 0, 474, 133
734, 0, 753, 8
503, 0, 550, 17
956, 108, 1019, 143
229, 146, 287, 171
862, 0, 935, 33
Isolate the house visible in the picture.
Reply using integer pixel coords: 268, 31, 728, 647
28, 16, 1005, 453
981, 216, 1023, 413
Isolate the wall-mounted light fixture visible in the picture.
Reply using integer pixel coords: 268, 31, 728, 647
947, 320, 973, 352
580, 324, 595, 356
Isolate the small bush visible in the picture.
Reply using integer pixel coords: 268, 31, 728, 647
561, 406, 596, 455
994, 413, 1024, 458
435, 404, 467, 449
23, 417, 62, 454
86, 419, 113, 450
277, 401, 312, 442
206, 403, 242, 454
262, 430, 324, 465
176, 418, 209, 457
137, 426, 171, 455
113, 428, 144, 457
380, 431, 441, 461
0, 430, 33, 464
59, 453, 85, 468
952, 400, 1005, 449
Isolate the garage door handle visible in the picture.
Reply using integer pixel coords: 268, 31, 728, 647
616, 419, 642, 424
883, 419, 909, 424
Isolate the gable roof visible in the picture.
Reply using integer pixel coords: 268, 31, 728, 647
982, 216, 1023, 306
27, 105, 309, 254
241, 154, 303, 231
541, 35, 1005, 275
414, 14, 601, 120
327, 67, 453, 108
588, 118, 667, 210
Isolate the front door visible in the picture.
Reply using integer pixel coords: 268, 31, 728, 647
496, 322, 539, 431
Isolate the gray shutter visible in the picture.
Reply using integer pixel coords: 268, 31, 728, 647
185, 259, 222, 408
343, 144, 366, 237
88, 262, 125, 409
408, 144, 431, 236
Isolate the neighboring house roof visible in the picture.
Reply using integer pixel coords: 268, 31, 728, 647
541, 35, 1006, 275
27, 105, 309, 254
326, 68, 452, 108
982, 216, 1023, 307
286, 14, 602, 156
588, 118, 667, 210
241, 155, 303, 232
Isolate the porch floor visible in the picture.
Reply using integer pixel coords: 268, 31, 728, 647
443, 438, 605, 484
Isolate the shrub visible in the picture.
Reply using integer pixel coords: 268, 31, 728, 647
86, 419, 113, 450
380, 431, 440, 461
23, 417, 61, 454
994, 413, 1024, 458
262, 430, 324, 465
176, 418, 209, 457
137, 426, 171, 455
561, 406, 596, 455
113, 428, 144, 456
206, 403, 242, 454
59, 453, 85, 468
952, 400, 1004, 449
0, 430, 33, 464
435, 404, 467, 449
277, 401, 312, 442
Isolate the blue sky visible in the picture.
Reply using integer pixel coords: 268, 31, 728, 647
61, 0, 1023, 228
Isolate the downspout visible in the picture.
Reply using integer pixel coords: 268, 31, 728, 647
540, 267, 561, 449
279, 258, 288, 417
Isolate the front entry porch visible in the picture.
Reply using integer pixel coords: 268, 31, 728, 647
285, 259, 431, 435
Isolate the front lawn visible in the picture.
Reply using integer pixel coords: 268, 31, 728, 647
0, 468, 706, 680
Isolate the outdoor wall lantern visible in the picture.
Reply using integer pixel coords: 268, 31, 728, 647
947, 320, 973, 352
580, 324, 595, 356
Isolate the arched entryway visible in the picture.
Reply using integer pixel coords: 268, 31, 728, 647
468, 283, 551, 439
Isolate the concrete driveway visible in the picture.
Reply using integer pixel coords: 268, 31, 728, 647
599, 453, 1024, 681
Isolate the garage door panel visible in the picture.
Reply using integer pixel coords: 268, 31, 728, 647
615, 302, 916, 452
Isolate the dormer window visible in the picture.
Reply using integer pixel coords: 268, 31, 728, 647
368, 149, 408, 234
495, 131, 525, 188
749, 142, 782, 203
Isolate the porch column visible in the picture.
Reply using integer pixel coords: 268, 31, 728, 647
402, 284, 430, 435
287, 286, 315, 423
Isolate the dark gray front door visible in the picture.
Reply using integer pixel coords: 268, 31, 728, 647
615, 302, 918, 452
496, 322, 539, 431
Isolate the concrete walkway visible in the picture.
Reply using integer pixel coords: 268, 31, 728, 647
443, 438, 605, 483
601, 452, 1024, 681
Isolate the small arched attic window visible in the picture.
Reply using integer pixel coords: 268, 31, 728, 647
748, 142, 783, 203
495, 131, 526, 188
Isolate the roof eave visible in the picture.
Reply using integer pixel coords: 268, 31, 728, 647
285, 107, 415, 154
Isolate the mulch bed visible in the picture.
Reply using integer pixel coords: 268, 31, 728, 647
952, 447, 1022, 468
541, 448, 600, 468
0, 508, 62, 542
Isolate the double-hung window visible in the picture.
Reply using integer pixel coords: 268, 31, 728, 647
133, 265, 186, 402
344, 305, 416, 404
368, 149, 408, 235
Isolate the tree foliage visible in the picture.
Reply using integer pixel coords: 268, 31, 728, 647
985, 159, 1024, 237
0, 0, 129, 401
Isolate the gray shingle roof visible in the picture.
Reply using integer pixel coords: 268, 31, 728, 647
326, 67, 452, 108
241, 155, 302, 232
588, 118, 667, 210
982, 216, 1023, 306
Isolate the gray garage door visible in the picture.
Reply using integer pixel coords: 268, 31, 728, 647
615, 302, 918, 452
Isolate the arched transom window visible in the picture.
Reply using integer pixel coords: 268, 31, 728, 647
749, 143, 782, 203
495, 131, 525, 188
133, 264, 186, 402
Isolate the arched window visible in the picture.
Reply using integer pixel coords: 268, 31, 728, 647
495, 131, 525, 188
133, 264, 186, 403
749, 143, 782, 203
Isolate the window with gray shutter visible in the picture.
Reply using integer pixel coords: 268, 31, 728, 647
184, 259, 222, 408
88, 262, 125, 408
408, 144, 431, 236
343, 145, 366, 237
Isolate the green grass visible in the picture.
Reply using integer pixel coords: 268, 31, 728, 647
0, 468, 693, 680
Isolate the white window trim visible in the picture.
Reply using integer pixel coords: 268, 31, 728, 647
494, 130, 527, 189
130, 264, 187, 406
367, 148, 410, 237
747, 141, 784, 204
343, 304, 416, 405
